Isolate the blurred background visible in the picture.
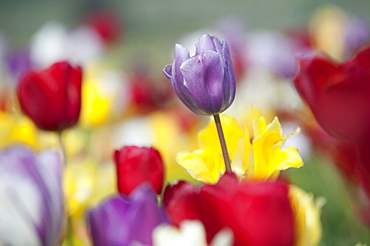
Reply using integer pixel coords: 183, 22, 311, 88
1, 0, 370, 245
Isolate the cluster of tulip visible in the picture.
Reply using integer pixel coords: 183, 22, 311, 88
0, 4, 370, 246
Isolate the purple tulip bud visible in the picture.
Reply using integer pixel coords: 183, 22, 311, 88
163, 34, 236, 116
0, 146, 64, 246
88, 185, 169, 246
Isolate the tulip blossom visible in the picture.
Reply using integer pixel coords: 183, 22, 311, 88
163, 34, 236, 116
17, 61, 82, 132
177, 109, 303, 183
87, 185, 169, 246
114, 146, 165, 195
294, 46, 370, 143
164, 173, 295, 246
164, 173, 324, 246
0, 146, 64, 246
309, 6, 370, 61
294, 46, 370, 196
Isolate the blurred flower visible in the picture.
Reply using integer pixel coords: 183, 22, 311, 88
0, 146, 64, 245
114, 146, 165, 195
29, 22, 104, 68
164, 173, 295, 246
153, 220, 233, 246
294, 46, 370, 143
64, 157, 116, 218
177, 109, 303, 183
0, 112, 39, 148
309, 5, 347, 61
310, 5, 370, 61
344, 16, 370, 58
64, 157, 116, 245
87, 185, 169, 246
84, 8, 122, 46
246, 29, 315, 79
294, 44, 370, 209
163, 34, 236, 116
17, 61, 82, 132
80, 67, 129, 128
128, 71, 173, 114
289, 185, 325, 246
5, 48, 33, 81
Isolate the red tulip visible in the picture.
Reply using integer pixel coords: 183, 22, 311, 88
17, 61, 82, 132
114, 146, 165, 195
164, 173, 295, 246
294, 47, 370, 197
294, 46, 370, 143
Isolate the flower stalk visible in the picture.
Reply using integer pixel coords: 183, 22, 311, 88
213, 114, 232, 173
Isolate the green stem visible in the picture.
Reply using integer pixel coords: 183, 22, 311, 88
57, 132, 67, 167
213, 114, 232, 173
57, 132, 74, 246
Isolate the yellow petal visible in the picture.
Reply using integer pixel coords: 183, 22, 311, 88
176, 114, 246, 183
176, 150, 223, 184
274, 147, 304, 171
251, 111, 303, 180
80, 80, 110, 127
289, 185, 326, 246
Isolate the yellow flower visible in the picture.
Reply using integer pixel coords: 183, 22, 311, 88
289, 185, 326, 246
176, 108, 303, 183
177, 115, 245, 183
248, 107, 303, 180
310, 5, 347, 61
0, 112, 38, 147
80, 65, 129, 128
64, 157, 116, 218
0, 112, 58, 150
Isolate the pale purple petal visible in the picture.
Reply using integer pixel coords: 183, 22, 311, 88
0, 146, 63, 246
163, 64, 172, 79
211, 36, 223, 54
173, 44, 190, 84
37, 150, 64, 245
222, 41, 237, 106
195, 34, 217, 55
180, 51, 224, 114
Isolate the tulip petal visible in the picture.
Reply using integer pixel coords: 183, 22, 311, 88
88, 196, 130, 246
0, 147, 63, 245
163, 64, 172, 79
196, 34, 217, 55
180, 51, 224, 114
173, 44, 190, 84
221, 41, 236, 106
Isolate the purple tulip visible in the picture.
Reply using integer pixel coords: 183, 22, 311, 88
0, 146, 64, 246
163, 34, 236, 115
88, 185, 169, 246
